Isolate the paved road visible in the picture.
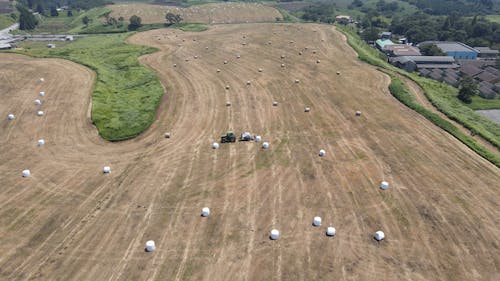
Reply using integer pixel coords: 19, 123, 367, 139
0, 23, 19, 40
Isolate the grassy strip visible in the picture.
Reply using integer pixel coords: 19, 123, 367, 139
337, 25, 500, 149
336, 25, 500, 166
13, 33, 163, 141
388, 75, 500, 167
0, 14, 15, 30
275, 8, 301, 23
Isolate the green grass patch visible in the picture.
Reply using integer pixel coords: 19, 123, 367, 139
69, 7, 127, 34
336, 25, 500, 166
275, 8, 301, 23
485, 14, 500, 24
388, 74, 500, 167
171, 23, 208, 32
467, 95, 500, 110
0, 14, 15, 30
13, 33, 163, 141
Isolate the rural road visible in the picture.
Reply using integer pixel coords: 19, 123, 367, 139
0, 23, 18, 41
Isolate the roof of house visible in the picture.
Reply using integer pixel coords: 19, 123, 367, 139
381, 31, 392, 36
474, 47, 499, 54
416, 64, 459, 69
335, 15, 351, 19
419, 41, 477, 53
384, 44, 421, 56
418, 69, 431, 76
0, 43, 11, 49
376, 39, 395, 49
404, 56, 455, 63
475, 71, 497, 83
460, 64, 483, 77
443, 76, 459, 86
479, 85, 497, 98
429, 71, 443, 80
484, 67, 500, 76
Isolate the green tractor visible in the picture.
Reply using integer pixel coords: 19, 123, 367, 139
221, 131, 236, 143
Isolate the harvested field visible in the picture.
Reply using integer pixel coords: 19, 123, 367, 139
1, 23, 499, 281
108, 3, 282, 24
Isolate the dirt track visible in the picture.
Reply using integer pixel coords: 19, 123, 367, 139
1, 23, 499, 281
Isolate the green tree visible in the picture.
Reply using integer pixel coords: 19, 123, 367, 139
35, 3, 44, 15
457, 76, 478, 104
17, 4, 38, 30
10, 13, 17, 20
50, 6, 58, 17
67, 10, 73, 17
128, 15, 142, 30
420, 44, 446, 56
165, 12, 182, 24
82, 15, 90, 26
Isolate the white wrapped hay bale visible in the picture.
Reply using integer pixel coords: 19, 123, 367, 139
355, 111, 362, 116
37, 111, 44, 116
7, 114, 15, 120
319, 149, 326, 157
272, 101, 278, 106
22, 169, 31, 177
326, 227, 336, 237
212, 142, 219, 149
313, 216, 322, 227
37, 139, 45, 146
35, 99, 42, 105
270, 229, 279, 240
374, 231, 385, 241
281, 63, 285, 68
262, 142, 269, 149
255, 136, 262, 142
103, 166, 111, 173
145, 240, 156, 252
201, 207, 210, 217
39, 91, 45, 97
304, 107, 310, 112
165, 132, 171, 138
380, 181, 389, 190
40, 78, 45, 82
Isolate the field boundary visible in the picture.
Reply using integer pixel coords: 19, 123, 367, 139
336, 25, 500, 167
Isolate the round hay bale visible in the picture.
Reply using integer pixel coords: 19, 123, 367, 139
316, 60, 321, 64
35, 99, 42, 105
326, 227, 336, 237
242, 42, 247, 45
270, 229, 279, 240
246, 80, 251, 85
37, 111, 44, 116
304, 107, 310, 112
374, 231, 385, 241
268, 41, 272, 45
22, 169, 31, 177
185, 58, 189, 62
194, 55, 198, 59
290, 41, 294, 44
295, 79, 300, 83
313, 216, 322, 227
336, 71, 341, 75
202, 207, 210, 217
37, 139, 45, 146
236, 54, 241, 59
224, 60, 228, 64
255, 135, 262, 142
103, 166, 111, 174
205, 46, 209, 50
216, 69, 221, 73
164, 132, 171, 138
173, 64, 177, 67
262, 142, 269, 149
312, 50, 317, 54
145, 240, 156, 252
355, 111, 362, 116
281, 63, 285, 68
280, 54, 285, 59
258, 68, 263, 72
299, 51, 302, 55
212, 142, 220, 149
39, 91, 45, 97
225, 85, 230, 90
380, 181, 389, 190
7, 114, 15, 120
40, 78, 45, 82
319, 149, 326, 157
272, 101, 278, 106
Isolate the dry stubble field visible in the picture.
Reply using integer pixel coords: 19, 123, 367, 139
108, 3, 282, 24
0, 23, 499, 281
